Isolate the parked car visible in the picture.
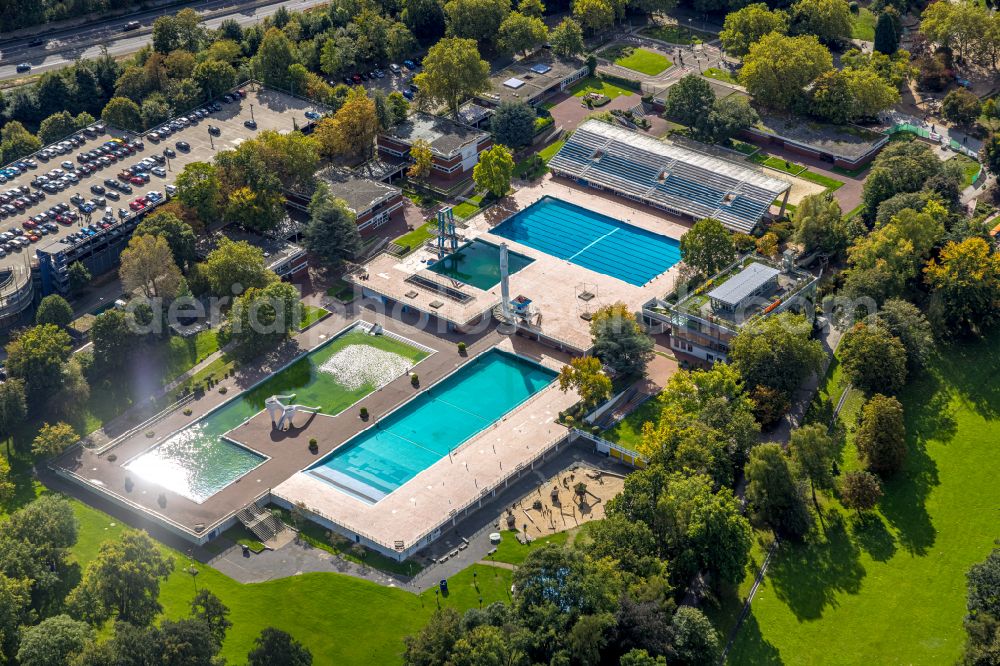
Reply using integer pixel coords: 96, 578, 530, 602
16, 63, 31, 73
244, 119, 257, 130
207, 125, 221, 136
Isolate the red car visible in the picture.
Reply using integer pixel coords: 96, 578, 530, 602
21, 220, 36, 229
129, 199, 145, 211
236, 89, 246, 98
27, 234, 40, 243
129, 176, 144, 186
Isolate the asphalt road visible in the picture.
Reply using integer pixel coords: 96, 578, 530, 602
0, 0, 328, 81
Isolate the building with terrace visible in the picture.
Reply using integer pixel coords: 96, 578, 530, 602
311, 167, 404, 234
477, 54, 589, 107
377, 112, 492, 188
646, 251, 818, 364
547, 120, 792, 234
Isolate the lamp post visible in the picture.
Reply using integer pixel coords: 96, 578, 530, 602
250, 103, 255, 124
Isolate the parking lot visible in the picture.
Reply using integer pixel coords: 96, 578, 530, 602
0, 86, 324, 272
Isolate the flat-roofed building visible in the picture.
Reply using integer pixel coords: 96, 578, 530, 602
313, 167, 404, 234
548, 119, 792, 234
649, 253, 817, 364
477, 55, 588, 107
377, 112, 491, 184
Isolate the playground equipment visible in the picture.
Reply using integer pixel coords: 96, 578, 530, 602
265, 394, 321, 430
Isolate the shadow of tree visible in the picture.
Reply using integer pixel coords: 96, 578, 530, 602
939, 332, 1000, 420
725, 611, 783, 665
765, 510, 866, 621
850, 513, 897, 562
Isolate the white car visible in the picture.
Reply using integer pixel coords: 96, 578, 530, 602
164, 184, 176, 196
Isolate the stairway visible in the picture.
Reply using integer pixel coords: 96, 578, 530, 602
236, 501, 285, 543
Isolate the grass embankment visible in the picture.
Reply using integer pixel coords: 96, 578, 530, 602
606, 46, 673, 76
727, 332, 1000, 664
570, 76, 635, 100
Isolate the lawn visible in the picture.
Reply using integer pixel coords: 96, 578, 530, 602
298, 304, 330, 330
702, 67, 738, 85
513, 139, 566, 180
750, 153, 845, 192
946, 153, 982, 188
600, 395, 661, 449
451, 192, 485, 219
728, 331, 1000, 664
326, 278, 356, 303
570, 76, 635, 99
61, 500, 513, 665
640, 23, 715, 45
490, 529, 571, 565
611, 47, 672, 76
850, 8, 877, 41
159, 330, 221, 382
394, 221, 436, 253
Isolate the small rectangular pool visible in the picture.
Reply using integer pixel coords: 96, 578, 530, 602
490, 196, 682, 286
125, 324, 431, 503
308, 349, 557, 503
427, 239, 534, 290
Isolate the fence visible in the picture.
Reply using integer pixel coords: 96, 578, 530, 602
887, 123, 983, 181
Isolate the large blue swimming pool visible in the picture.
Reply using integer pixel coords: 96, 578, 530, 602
308, 350, 556, 503
490, 196, 682, 286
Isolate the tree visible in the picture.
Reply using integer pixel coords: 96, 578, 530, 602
408, 139, 433, 178
387, 22, 419, 63
68, 529, 174, 626
865, 299, 934, 372
567, 613, 616, 666
4, 325, 72, 408
663, 74, 715, 129
229, 281, 301, 360
0, 379, 26, 456
942, 88, 981, 126
473, 144, 515, 198
855, 393, 906, 476
68, 261, 91, 296
744, 443, 812, 538
573, 0, 615, 34
584, 515, 660, 577
789, 0, 852, 44
0, 574, 32, 663
589, 302, 654, 377
0, 457, 12, 505
444, 0, 511, 42
720, 3, 789, 57
404, 0, 447, 41
192, 59, 236, 101
558, 356, 612, 408
679, 218, 736, 278
120, 235, 183, 300
35, 294, 73, 328
667, 607, 720, 666
90, 309, 134, 374
703, 95, 759, 144
136, 212, 197, 271
550, 18, 586, 57
31, 422, 77, 459
621, 649, 667, 666
839, 322, 907, 395
204, 237, 275, 297
404, 608, 462, 666
840, 470, 882, 514
388, 91, 410, 125
223, 186, 285, 232
302, 182, 362, 269
519, 0, 545, 17
0, 121, 42, 162
966, 548, 1000, 627
415, 38, 490, 117
924, 237, 1000, 335
498, 12, 548, 55
248, 627, 313, 666
37, 111, 78, 145
740, 33, 832, 110
491, 100, 537, 149
190, 589, 232, 644
174, 161, 221, 223
16, 614, 92, 666
314, 88, 378, 160
873, 10, 899, 54
789, 423, 835, 507
100, 96, 142, 132
254, 27, 298, 88
157, 618, 221, 665
792, 193, 843, 255
730, 312, 825, 399
140, 94, 173, 130
980, 134, 1000, 177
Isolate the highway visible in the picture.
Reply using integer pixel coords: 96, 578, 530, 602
0, 0, 328, 81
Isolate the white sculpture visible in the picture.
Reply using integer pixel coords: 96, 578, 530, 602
265, 394, 321, 430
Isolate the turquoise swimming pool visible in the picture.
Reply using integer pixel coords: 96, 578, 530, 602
427, 239, 534, 290
490, 196, 682, 286
308, 349, 557, 503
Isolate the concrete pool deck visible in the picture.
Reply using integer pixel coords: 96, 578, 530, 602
354, 175, 684, 353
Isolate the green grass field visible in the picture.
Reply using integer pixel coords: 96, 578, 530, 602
850, 8, 877, 41
59, 500, 514, 665
728, 331, 1000, 664
393, 222, 436, 253
298, 305, 330, 330
160, 330, 221, 382
749, 153, 845, 192
702, 67, 738, 85
490, 529, 571, 565
600, 396, 661, 449
570, 76, 635, 99
946, 153, 982, 188
611, 47, 672, 76
640, 24, 715, 45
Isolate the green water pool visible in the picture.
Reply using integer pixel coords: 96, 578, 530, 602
427, 239, 534, 290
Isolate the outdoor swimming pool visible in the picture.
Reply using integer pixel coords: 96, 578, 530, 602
125, 324, 431, 503
490, 196, 682, 286
427, 239, 534, 290
308, 349, 557, 503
